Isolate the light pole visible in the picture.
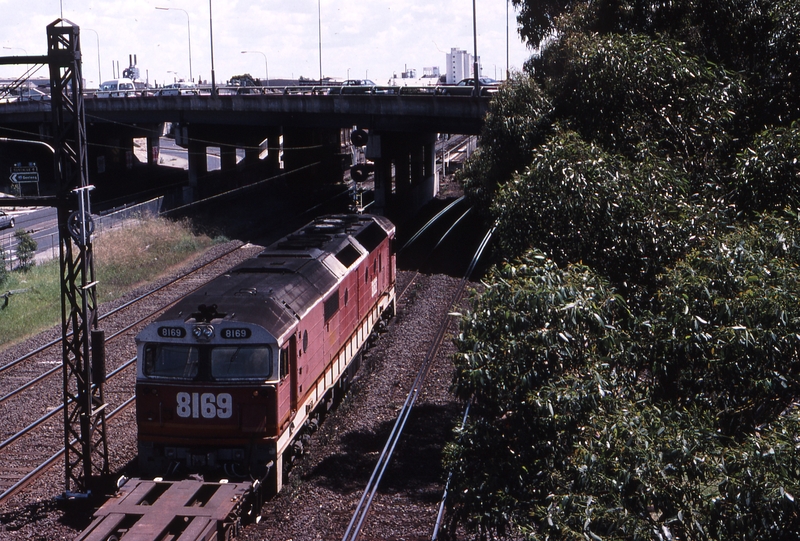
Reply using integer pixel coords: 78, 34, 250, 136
209, 0, 217, 94
3, 47, 29, 76
156, 6, 193, 82
84, 29, 102, 85
318, 0, 322, 82
472, 0, 479, 94
241, 50, 268, 87
506, 0, 510, 80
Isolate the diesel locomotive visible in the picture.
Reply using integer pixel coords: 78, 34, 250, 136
135, 214, 396, 493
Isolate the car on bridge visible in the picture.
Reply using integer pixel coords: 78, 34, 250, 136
96, 78, 138, 98
157, 82, 200, 96
0, 210, 15, 231
455, 77, 501, 87
343, 79, 376, 87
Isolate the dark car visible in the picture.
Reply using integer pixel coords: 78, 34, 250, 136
456, 77, 500, 86
343, 79, 376, 86
0, 211, 15, 231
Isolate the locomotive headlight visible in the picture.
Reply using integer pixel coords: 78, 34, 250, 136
192, 324, 214, 341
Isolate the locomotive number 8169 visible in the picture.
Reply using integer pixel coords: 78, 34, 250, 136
135, 214, 396, 494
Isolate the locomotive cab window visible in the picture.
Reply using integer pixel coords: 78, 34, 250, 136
280, 347, 289, 379
144, 344, 199, 378
211, 346, 273, 380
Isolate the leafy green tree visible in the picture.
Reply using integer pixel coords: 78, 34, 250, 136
14, 229, 37, 271
491, 129, 694, 292
0, 244, 8, 287
539, 33, 745, 183
732, 123, 800, 212
448, 218, 800, 538
447, 1, 800, 538
460, 74, 553, 217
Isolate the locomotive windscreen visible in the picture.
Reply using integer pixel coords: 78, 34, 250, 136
143, 344, 274, 380
144, 344, 199, 378
211, 346, 273, 379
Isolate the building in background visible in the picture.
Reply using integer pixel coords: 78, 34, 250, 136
446, 48, 480, 84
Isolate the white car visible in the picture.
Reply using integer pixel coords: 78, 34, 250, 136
157, 82, 199, 96
0, 211, 15, 231
96, 78, 138, 98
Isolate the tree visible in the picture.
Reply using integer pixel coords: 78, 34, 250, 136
14, 229, 37, 271
447, 0, 800, 538
448, 217, 800, 538
0, 244, 7, 287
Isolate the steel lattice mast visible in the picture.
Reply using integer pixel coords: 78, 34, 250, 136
47, 19, 109, 497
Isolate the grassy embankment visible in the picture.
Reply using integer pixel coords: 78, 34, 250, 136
0, 216, 225, 347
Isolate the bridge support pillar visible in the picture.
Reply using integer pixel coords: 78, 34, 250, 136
266, 130, 282, 177
186, 140, 207, 201
371, 131, 438, 217
220, 146, 237, 171
146, 136, 160, 166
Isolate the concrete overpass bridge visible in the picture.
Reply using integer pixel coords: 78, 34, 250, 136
0, 91, 490, 214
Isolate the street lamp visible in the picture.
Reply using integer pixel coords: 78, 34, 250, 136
472, 0, 479, 94
84, 29, 102, 85
241, 50, 268, 87
318, 0, 322, 82
156, 6, 193, 82
506, 0, 510, 80
3, 47, 29, 76
209, 0, 217, 94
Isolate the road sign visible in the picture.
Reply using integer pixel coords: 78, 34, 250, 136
10, 164, 39, 183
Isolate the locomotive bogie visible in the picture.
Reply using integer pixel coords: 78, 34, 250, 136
135, 214, 396, 493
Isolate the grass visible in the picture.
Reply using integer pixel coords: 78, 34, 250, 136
0, 216, 224, 348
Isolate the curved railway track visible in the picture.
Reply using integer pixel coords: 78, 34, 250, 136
342, 203, 492, 541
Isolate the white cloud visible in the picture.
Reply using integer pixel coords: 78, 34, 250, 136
0, 0, 532, 86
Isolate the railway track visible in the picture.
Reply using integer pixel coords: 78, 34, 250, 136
342, 201, 492, 541
0, 190, 489, 540
0, 241, 263, 503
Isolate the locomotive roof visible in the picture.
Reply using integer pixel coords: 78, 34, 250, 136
155, 214, 394, 343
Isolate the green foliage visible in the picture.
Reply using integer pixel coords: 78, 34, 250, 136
14, 229, 37, 271
447, 1, 800, 538
490, 129, 693, 291
538, 33, 745, 181
448, 228, 800, 538
647, 212, 800, 435
733, 123, 800, 212
459, 74, 553, 217
0, 245, 7, 287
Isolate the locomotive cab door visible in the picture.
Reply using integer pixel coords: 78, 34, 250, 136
289, 334, 298, 412
277, 334, 299, 429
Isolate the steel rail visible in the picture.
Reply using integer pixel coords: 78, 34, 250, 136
0, 394, 136, 504
397, 196, 465, 253
342, 219, 494, 541
0, 358, 136, 454
0, 242, 244, 377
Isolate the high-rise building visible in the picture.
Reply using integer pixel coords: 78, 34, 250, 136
446, 48, 480, 84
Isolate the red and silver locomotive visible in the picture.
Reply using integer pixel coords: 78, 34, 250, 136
135, 214, 396, 492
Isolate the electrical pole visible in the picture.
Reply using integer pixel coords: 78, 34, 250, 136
47, 19, 109, 498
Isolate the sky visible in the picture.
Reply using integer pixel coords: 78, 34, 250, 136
0, 0, 533, 88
